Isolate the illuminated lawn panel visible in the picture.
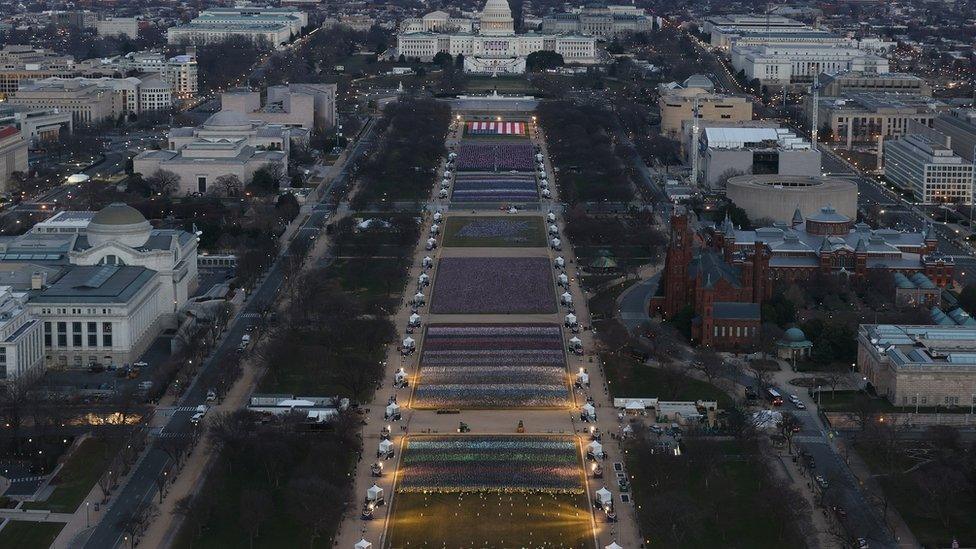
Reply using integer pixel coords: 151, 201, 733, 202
387, 435, 592, 549
430, 257, 556, 314
386, 492, 592, 549
413, 324, 569, 409
442, 216, 546, 247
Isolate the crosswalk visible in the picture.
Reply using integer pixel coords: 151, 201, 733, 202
9, 475, 45, 483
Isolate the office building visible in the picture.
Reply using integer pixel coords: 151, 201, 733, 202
696, 126, 821, 190
541, 5, 653, 38
732, 45, 889, 86
133, 110, 305, 195
48, 10, 97, 30
703, 14, 808, 48
0, 105, 73, 144
858, 324, 976, 408
932, 109, 976, 162
0, 125, 28, 192
811, 92, 946, 147
95, 17, 139, 39
322, 15, 377, 32
658, 75, 753, 139
101, 49, 199, 98
221, 83, 337, 130
400, 11, 475, 33
397, 0, 598, 74
167, 6, 306, 48
819, 71, 932, 97
9, 76, 172, 123
884, 134, 973, 205
0, 287, 44, 381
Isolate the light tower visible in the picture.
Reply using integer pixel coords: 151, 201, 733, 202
810, 74, 820, 151
690, 95, 700, 188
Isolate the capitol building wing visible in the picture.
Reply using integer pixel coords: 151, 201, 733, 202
396, 0, 599, 74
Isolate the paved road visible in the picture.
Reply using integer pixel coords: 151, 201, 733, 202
81, 118, 380, 549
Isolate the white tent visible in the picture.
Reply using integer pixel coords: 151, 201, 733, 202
582, 403, 596, 418
430, 224, 440, 235
367, 484, 384, 501
433, 211, 443, 222
536, 153, 544, 161
561, 292, 573, 305
625, 400, 644, 411
378, 439, 393, 454
385, 402, 400, 417
403, 337, 416, 349
418, 273, 430, 285
443, 170, 452, 177
426, 238, 437, 249
570, 336, 582, 348
539, 180, 549, 189
558, 273, 569, 286
508, 206, 518, 214
355, 539, 372, 549
541, 189, 551, 198
577, 371, 589, 385
449, 152, 457, 159
441, 179, 450, 189
423, 256, 433, 268
547, 212, 556, 222
438, 189, 448, 198
596, 486, 612, 506
565, 313, 578, 325
588, 440, 603, 456
551, 237, 561, 249
395, 369, 408, 383
409, 313, 421, 326
605, 542, 623, 549
554, 256, 565, 268
548, 224, 559, 235
414, 292, 425, 304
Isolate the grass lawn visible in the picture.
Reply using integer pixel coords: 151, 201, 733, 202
465, 76, 536, 93
627, 441, 793, 548
385, 492, 592, 548
854, 441, 976, 547
327, 257, 406, 299
441, 216, 546, 247
24, 437, 120, 513
815, 391, 897, 414
258, 348, 384, 397
601, 353, 733, 408
0, 521, 65, 549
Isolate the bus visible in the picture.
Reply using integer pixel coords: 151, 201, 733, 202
766, 388, 784, 406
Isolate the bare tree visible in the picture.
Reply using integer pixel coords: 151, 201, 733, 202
239, 488, 273, 547
692, 348, 727, 386
212, 174, 243, 197
778, 412, 802, 454
147, 169, 181, 197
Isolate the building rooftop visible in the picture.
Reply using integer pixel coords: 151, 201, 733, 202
862, 324, 976, 369
31, 265, 156, 303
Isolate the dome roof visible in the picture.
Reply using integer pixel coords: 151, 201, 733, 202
204, 110, 253, 128
783, 327, 808, 343
91, 203, 147, 226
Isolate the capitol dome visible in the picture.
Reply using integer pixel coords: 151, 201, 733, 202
480, 0, 515, 35
87, 203, 152, 248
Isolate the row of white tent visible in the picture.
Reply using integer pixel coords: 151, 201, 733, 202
357, 539, 623, 548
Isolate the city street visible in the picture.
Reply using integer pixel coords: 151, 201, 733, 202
78, 117, 380, 549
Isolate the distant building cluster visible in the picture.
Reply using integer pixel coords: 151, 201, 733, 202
167, 6, 307, 48
8, 75, 173, 124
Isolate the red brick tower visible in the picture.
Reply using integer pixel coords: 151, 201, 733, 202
662, 210, 693, 319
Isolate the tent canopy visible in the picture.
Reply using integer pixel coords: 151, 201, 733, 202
570, 336, 582, 345
386, 402, 400, 413
588, 441, 603, 452
367, 484, 384, 499
355, 540, 372, 549
403, 337, 416, 347
582, 403, 595, 413
625, 400, 644, 410
379, 439, 393, 451
596, 487, 612, 504
605, 542, 623, 549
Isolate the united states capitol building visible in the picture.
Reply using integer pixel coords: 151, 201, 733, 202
396, 0, 598, 74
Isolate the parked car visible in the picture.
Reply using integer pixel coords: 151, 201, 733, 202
815, 475, 829, 490
206, 389, 217, 402
794, 400, 806, 410
190, 412, 205, 425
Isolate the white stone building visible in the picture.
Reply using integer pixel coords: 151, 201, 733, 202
0, 203, 200, 369
0, 125, 28, 193
133, 110, 304, 195
221, 83, 337, 130
731, 44, 890, 86
167, 6, 306, 48
95, 17, 139, 39
0, 287, 44, 381
397, 0, 599, 74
